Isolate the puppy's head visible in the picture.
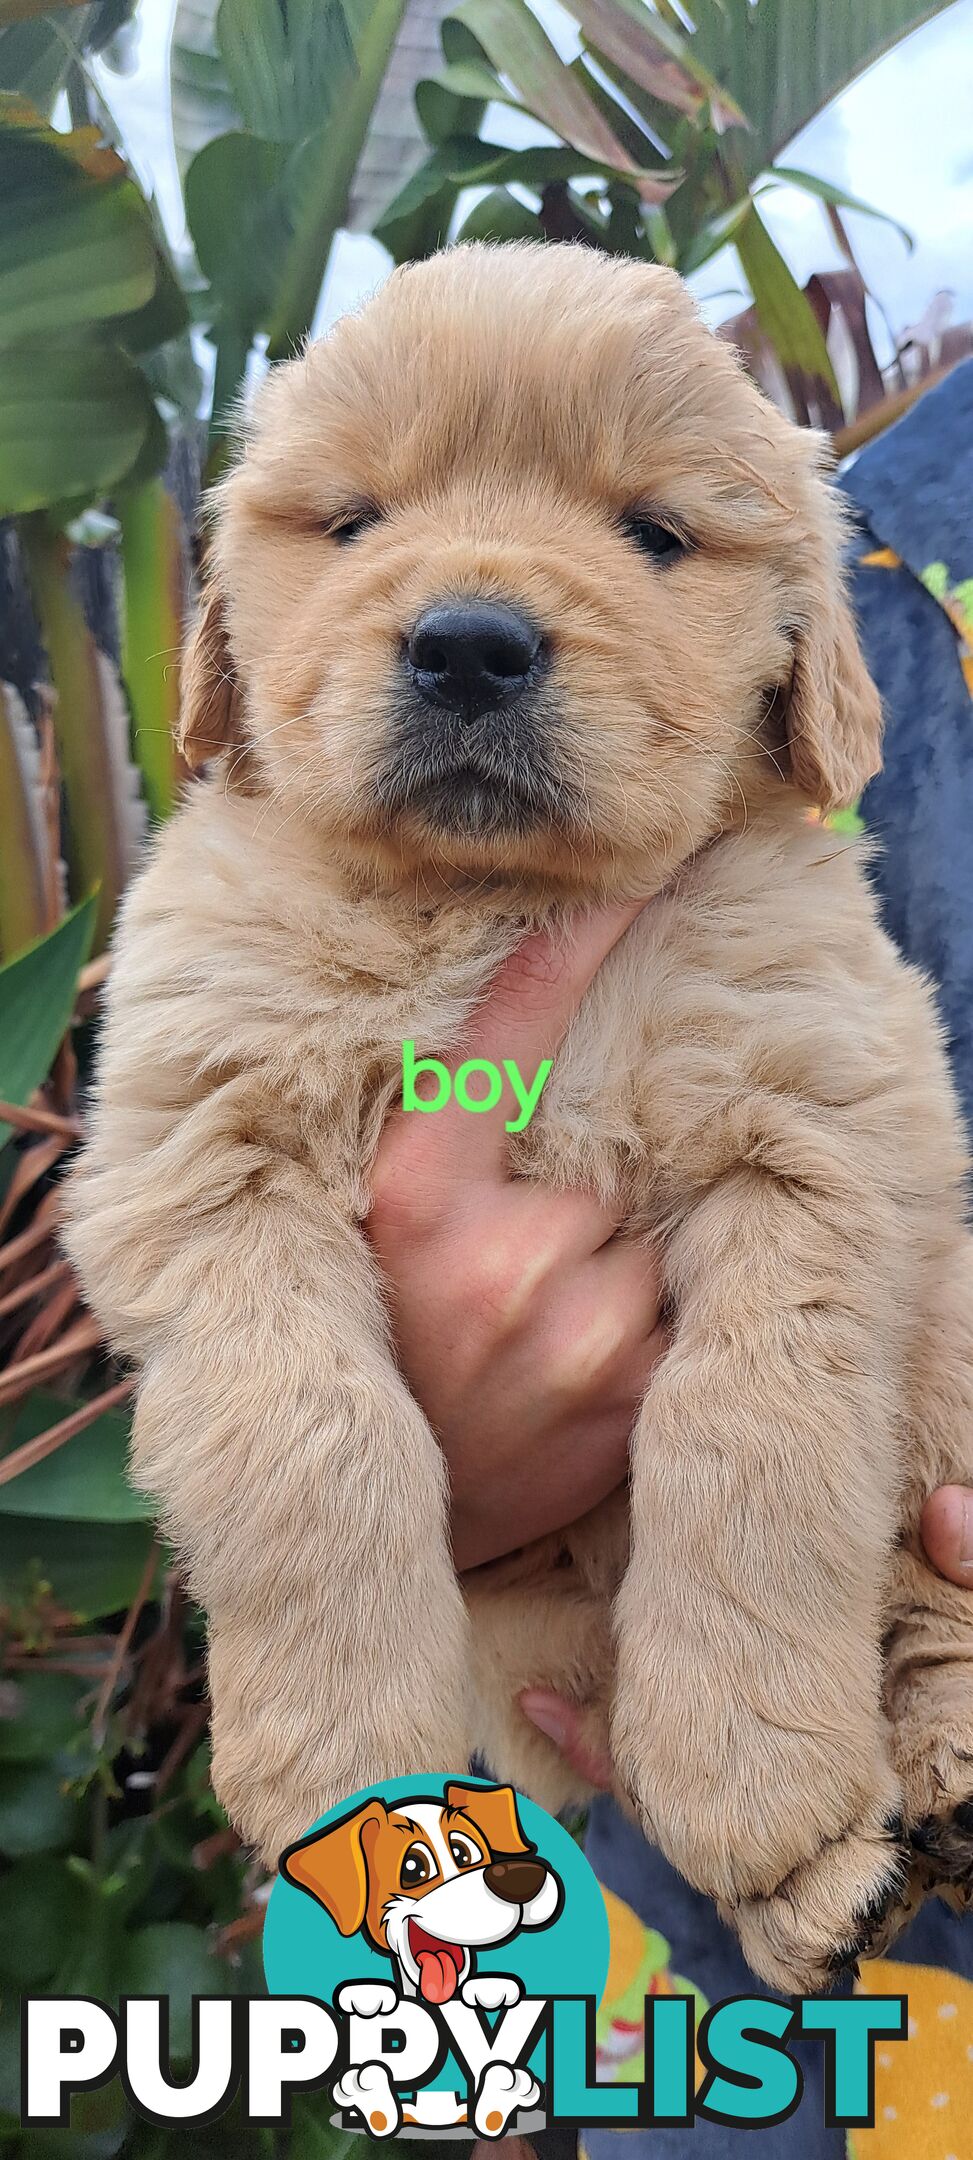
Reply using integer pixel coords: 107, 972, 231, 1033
183, 244, 880, 895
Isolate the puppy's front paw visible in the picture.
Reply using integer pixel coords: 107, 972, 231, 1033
332, 2063, 401, 2138
461, 1975, 522, 2009
892, 1721, 973, 1893
726, 1809, 910, 1995
336, 1983, 399, 2019
473, 2063, 540, 2137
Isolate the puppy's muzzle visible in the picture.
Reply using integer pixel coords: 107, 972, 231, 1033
376, 596, 566, 840
407, 601, 545, 719
482, 1856, 549, 1904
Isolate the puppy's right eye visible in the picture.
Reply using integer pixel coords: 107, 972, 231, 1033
621, 514, 690, 564
327, 507, 380, 545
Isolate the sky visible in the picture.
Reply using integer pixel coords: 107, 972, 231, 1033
94, 0, 973, 361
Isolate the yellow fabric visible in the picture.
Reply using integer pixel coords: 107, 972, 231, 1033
847, 1958, 973, 2160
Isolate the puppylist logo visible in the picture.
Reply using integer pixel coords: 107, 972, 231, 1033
21, 1775, 910, 2136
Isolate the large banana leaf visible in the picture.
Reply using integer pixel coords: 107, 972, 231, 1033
0, 97, 187, 510
671, 0, 957, 176
183, 0, 408, 445
169, 0, 240, 176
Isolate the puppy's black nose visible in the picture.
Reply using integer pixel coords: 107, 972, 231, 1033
407, 601, 543, 716
483, 1857, 548, 1904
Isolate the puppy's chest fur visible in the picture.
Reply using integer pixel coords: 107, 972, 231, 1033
217, 800, 956, 1253
111, 784, 960, 1293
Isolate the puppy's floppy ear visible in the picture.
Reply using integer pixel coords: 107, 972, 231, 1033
177, 573, 245, 772
784, 492, 882, 812
445, 1781, 531, 1857
279, 1799, 388, 1934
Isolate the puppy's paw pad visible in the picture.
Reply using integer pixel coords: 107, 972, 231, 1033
730, 1816, 910, 1996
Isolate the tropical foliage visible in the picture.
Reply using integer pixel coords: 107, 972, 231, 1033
377, 0, 954, 423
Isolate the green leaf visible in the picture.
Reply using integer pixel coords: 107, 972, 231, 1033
373, 145, 459, 263
217, 0, 358, 145
0, 1513, 159, 1622
0, 16, 82, 112
20, 520, 146, 948
569, 0, 747, 126
423, 53, 529, 113
447, 0, 657, 176
0, 1391, 146, 1522
0, 1668, 87, 1761
264, 0, 408, 359
0, 335, 157, 512
414, 68, 487, 145
673, 0, 955, 175
766, 164, 914, 251
0, 679, 54, 961
184, 130, 291, 341
117, 478, 184, 824
0, 1758, 81, 1855
0, 1856, 88, 1986
170, 0, 241, 177
0, 894, 95, 1147
679, 192, 753, 273
456, 186, 544, 242
733, 200, 839, 396
0, 177, 156, 341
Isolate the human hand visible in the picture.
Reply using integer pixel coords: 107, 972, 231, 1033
367, 904, 666, 1573
518, 1487, 973, 1793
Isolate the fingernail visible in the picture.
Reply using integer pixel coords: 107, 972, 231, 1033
519, 1691, 568, 1749
962, 1495, 973, 1571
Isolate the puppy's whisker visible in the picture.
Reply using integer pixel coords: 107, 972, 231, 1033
230, 710, 314, 806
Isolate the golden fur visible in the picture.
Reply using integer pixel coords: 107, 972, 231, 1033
64, 245, 973, 1992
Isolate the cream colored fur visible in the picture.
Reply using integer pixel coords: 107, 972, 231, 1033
63, 245, 973, 1993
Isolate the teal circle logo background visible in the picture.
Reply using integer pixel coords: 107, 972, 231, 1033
264, 1773, 610, 2006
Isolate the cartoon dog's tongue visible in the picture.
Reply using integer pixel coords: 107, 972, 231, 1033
409, 1921, 464, 2004
416, 1948, 459, 2003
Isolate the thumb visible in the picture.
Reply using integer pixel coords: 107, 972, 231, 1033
518, 1689, 614, 1790
921, 1486, 973, 1587
464, 903, 645, 1081
432, 901, 644, 1179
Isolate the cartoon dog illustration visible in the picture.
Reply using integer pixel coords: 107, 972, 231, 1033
280, 1781, 562, 2136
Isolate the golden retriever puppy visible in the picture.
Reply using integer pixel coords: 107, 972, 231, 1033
64, 244, 973, 1993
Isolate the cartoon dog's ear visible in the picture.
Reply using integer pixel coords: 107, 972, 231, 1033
279, 1800, 388, 1934
445, 1782, 531, 1856
177, 572, 245, 773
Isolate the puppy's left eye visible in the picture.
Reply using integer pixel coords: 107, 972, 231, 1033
621, 515, 689, 564
449, 1835, 478, 1869
327, 506, 381, 545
